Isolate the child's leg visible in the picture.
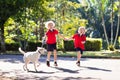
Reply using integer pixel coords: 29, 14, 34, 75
77, 51, 82, 62
46, 51, 51, 67
47, 51, 51, 61
76, 48, 83, 66
53, 49, 57, 62
53, 49, 58, 66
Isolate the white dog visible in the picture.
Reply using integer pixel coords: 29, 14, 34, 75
19, 47, 45, 72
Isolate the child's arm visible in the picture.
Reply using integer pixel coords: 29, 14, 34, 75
81, 35, 86, 44
67, 37, 73, 41
42, 35, 47, 45
58, 33, 66, 40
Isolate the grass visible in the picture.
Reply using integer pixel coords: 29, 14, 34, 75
57, 50, 120, 58
1, 50, 120, 59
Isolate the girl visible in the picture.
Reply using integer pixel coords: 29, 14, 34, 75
68, 27, 86, 66
44, 21, 65, 67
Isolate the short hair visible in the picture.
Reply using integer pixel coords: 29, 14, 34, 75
78, 27, 86, 34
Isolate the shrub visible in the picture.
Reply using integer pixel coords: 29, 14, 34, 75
108, 45, 115, 51
85, 38, 102, 51
6, 42, 19, 51
64, 38, 102, 51
5, 38, 15, 43
4, 41, 44, 51
64, 40, 75, 51
26, 41, 43, 51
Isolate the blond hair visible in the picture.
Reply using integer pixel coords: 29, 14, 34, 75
78, 27, 86, 34
45, 21, 55, 29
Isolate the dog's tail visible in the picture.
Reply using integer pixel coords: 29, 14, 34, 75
18, 47, 26, 54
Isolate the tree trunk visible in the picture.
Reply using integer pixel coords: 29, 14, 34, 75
114, 0, 120, 46
100, 1, 109, 48
111, 0, 114, 45
101, 15, 109, 47
39, 19, 44, 40
0, 26, 6, 53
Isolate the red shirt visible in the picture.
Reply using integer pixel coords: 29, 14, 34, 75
72, 34, 86, 50
46, 29, 58, 44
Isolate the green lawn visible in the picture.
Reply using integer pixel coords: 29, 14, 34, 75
57, 50, 120, 58
2, 50, 120, 59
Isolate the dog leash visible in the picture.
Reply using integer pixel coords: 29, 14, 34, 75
38, 50, 42, 54
41, 36, 46, 48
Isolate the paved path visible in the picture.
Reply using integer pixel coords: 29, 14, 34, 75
0, 55, 120, 80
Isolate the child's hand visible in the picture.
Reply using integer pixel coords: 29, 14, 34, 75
81, 41, 85, 44
64, 38, 69, 41
64, 38, 68, 41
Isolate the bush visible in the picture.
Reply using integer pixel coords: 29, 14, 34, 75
4, 41, 44, 51
6, 42, 19, 51
108, 45, 115, 51
26, 41, 43, 51
85, 38, 102, 51
64, 38, 102, 51
64, 40, 75, 51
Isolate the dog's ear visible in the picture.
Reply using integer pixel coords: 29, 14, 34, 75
37, 47, 44, 50
37, 47, 41, 49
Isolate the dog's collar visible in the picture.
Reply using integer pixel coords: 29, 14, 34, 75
38, 50, 41, 54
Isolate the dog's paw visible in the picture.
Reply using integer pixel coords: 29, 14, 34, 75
37, 63, 40, 67
26, 69, 30, 72
37, 64, 40, 67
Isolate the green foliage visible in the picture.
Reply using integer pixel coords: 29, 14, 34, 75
119, 36, 120, 43
108, 45, 115, 51
64, 40, 75, 51
85, 38, 102, 51
5, 39, 15, 43
5, 42, 19, 51
26, 42, 43, 51
2, 41, 44, 51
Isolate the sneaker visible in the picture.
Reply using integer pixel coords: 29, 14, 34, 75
46, 61, 50, 67
54, 62, 58, 66
76, 61, 80, 66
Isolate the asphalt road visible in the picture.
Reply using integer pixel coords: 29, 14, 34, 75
0, 55, 120, 80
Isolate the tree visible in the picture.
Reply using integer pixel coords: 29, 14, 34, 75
100, 0, 120, 50
77, 0, 120, 50
114, 0, 120, 47
0, 0, 51, 52
0, 0, 26, 52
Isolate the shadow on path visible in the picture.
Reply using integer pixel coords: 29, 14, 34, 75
81, 66, 112, 72
27, 70, 56, 74
51, 67, 80, 73
15, 76, 100, 80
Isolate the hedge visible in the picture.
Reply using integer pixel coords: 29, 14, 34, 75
1, 38, 102, 51
6, 42, 20, 51
26, 42, 44, 51
85, 38, 102, 51
0, 41, 43, 51
64, 38, 102, 51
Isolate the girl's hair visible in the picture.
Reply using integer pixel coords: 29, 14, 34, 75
45, 21, 55, 29
78, 27, 86, 34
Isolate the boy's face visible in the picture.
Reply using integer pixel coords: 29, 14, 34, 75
79, 28, 85, 34
48, 23, 54, 30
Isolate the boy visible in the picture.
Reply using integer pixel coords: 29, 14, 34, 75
44, 21, 65, 67
68, 27, 86, 66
